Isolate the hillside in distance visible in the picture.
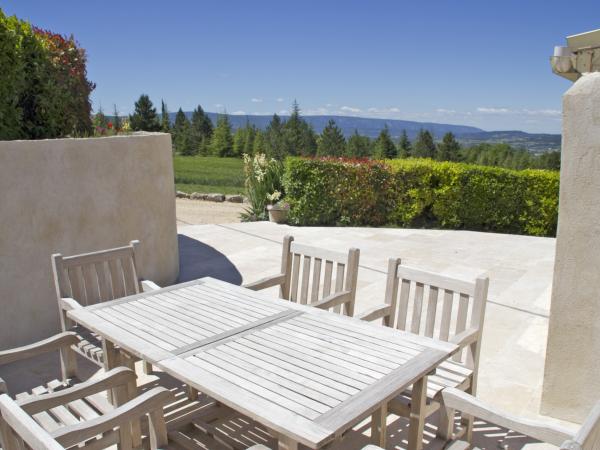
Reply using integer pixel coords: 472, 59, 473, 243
169, 112, 561, 152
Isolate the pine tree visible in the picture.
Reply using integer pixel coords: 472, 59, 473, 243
189, 105, 213, 155
253, 130, 265, 155
243, 123, 256, 155
112, 104, 121, 131
317, 119, 346, 156
397, 130, 411, 158
413, 129, 436, 158
210, 114, 234, 157
264, 114, 286, 160
436, 132, 461, 161
283, 101, 317, 156
373, 125, 397, 159
160, 100, 170, 133
345, 130, 372, 157
129, 94, 160, 131
233, 127, 246, 157
172, 108, 191, 154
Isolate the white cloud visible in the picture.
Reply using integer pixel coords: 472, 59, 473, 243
279, 109, 290, 115
231, 110, 246, 115
340, 106, 361, 113
436, 108, 457, 114
477, 107, 511, 114
214, 103, 223, 108
276, 97, 284, 102
251, 98, 263, 103
477, 107, 561, 117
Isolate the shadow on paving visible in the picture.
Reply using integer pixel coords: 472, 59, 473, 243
177, 234, 243, 285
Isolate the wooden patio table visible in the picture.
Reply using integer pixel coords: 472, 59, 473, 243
68, 277, 457, 450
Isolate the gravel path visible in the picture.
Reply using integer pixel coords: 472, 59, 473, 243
176, 198, 245, 225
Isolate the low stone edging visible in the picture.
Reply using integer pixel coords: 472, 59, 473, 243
176, 191, 246, 203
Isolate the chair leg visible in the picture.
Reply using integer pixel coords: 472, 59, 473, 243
437, 404, 455, 441
122, 354, 142, 449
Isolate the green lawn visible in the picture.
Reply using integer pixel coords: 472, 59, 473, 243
174, 156, 245, 195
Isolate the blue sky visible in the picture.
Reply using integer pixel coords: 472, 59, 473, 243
2, 0, 599, 133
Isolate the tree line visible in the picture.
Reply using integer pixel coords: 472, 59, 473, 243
112, 94, 560, 171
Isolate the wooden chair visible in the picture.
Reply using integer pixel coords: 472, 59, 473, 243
358, 258, 489, 441
0, 331, 175, 450
0, 385, 173, 450
244, 235, 360, 316
441, 387, 595, 450
51, 240, 159, 377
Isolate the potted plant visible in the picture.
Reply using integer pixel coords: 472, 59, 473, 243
266, 191, 289, 223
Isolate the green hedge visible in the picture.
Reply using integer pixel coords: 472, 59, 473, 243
283, 157, 559, 236
0, 9, 94, 140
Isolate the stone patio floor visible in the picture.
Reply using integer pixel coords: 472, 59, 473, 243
178, 221, 565, 428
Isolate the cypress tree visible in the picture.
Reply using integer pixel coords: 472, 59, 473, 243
160, 100, 170, 133
413, 129, 437, 158
397, 129, 411, 158
129, 94, 160, 131
373, 125, 397, 159
243, 123, 256, 155
436, 132, 461, 161
317, 119, 346, 156
210, 114, 234, 157
112, 104, 121, 131
190, 105, 213, 154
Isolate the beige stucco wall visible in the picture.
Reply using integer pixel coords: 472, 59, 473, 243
542, 72, 600, 422
0, 133, 179, 349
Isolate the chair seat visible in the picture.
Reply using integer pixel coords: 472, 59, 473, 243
69, 325, 104, 366
389, 359, 472, 414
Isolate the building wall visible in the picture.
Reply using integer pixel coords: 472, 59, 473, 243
0, 133, 179, 348
542, 72, 600, 421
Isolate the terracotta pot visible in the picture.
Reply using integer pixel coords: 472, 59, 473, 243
267, 204, 289, 224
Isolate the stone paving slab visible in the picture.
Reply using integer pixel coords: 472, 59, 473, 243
178, 221, 570, 427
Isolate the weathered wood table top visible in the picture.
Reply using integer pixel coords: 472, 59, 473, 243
69, 277, 457, 449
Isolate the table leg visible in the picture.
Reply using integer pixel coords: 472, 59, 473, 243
278, 435, 299, 450
408, 375, 428, 450
102, 339, 119, 404
371, 403, 388, 448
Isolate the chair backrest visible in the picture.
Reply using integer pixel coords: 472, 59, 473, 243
382, 258, 489, 369
51, 241, 143, 328
279, 236, 360, 316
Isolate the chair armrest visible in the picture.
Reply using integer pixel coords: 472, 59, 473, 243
243, 273, 286, 291
440, 388, 575, 446
17, 367, 136, 415
355, 304, 393, 323
60, 297, 83, 311
141, 279, 161, 292
450, 327, 479, 349
0, 332, 79, 366
312, 291, 352, 310
52, 387, 174, 448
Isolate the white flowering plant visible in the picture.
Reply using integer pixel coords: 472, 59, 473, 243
241, 153, 284, 221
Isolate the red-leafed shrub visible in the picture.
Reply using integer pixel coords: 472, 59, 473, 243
0, 9, 94, 140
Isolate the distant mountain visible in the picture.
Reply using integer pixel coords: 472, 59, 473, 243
168, 111, 561, 152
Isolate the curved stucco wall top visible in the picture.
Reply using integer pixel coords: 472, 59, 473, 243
0, 133, 179, 348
